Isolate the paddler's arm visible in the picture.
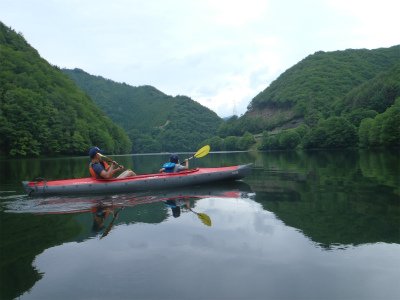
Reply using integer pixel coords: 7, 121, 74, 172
183, 159, 189, 170
100, 164, 124, 179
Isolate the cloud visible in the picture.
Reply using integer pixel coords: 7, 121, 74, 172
204, 0, 269, 27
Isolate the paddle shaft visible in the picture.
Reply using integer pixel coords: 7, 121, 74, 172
101, 207, 124, 239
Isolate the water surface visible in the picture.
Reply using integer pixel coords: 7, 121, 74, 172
1, 150, 399, 300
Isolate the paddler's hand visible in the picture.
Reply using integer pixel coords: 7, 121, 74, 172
117, 165, 124, 171
112, 161, 118, 166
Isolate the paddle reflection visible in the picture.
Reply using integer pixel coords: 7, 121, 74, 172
164, 197, 212, 226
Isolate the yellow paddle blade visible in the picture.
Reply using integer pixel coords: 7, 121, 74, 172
194, 145, 210, 158
197, 213, 212, 227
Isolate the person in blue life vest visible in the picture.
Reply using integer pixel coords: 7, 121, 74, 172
164, 198, 190, 218
159, 154, 189, 173
89, 147, 136, 179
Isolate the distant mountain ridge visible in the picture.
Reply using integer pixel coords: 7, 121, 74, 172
62, 68, 223, 153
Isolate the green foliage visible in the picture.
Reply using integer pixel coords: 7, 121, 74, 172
358, 118, 374, 148
237, 132, 256, 150
209, 136, 223, 151
358, 98, 400, 148
258, 130, 301, 150
211, 46, 399, 150
0, 22, 131, 157
337, 62, 400, 115
301, 127, 327, 149
302, 117, 357, 149
249, 46, 400, 114
278, 130, 302, 150
222, 136, 239, 151
129, 129, 161, 153
62, 70, 223, 153
217, 115, 240, 138
380, 101, 400, 147
343, 108, 378, 127
3, 20, 397, 155
221, 46, 400, 141
217, 114, 268, 137
197, 138, 210, 150
294, 124, 309, 138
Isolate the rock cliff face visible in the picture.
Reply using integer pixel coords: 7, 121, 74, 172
247, 107, 295, 120
246, 107, 304, 130
270, 118, 306, 131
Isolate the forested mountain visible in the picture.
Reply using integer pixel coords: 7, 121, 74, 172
1, 18, 398, 157
250, 46, 400, 114
62, 68, 223, 153
0, 22, 131, 157
204, 46, 400, 151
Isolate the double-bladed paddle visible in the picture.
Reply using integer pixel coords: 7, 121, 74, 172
183, 145, 210, 163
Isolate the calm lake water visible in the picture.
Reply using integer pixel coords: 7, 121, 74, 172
0, 150, 399, 300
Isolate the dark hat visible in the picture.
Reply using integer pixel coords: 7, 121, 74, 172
170, 154, 179, 163
89, 147, 105, 159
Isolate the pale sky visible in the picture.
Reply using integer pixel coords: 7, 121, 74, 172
1, 0, 399, 117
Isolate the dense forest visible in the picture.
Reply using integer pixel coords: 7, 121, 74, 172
62, 68, 223, 153
1, 18, 399, 157
0, 22, 131, 157
199, 46, 400, 151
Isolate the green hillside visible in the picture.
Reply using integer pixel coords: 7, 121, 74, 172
249, 45, 400, 116
335, 61, 400, 117
1, 18, 397, 156
208, 46, 400, 151
62, 68, 223, 153
0, 22, 131, 157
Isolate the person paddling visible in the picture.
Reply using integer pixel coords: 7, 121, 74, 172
159, 154, 189, 173
89, 147, 136, 179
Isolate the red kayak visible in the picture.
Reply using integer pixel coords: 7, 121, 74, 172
23, 164, 253, 197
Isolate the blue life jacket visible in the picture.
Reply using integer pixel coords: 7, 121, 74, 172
163, 162, 176, 173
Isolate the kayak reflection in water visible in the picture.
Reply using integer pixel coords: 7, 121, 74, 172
164, 197, 212, 226
91, 202, 125, 237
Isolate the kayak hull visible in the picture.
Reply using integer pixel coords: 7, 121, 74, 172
22, 164, 253, 196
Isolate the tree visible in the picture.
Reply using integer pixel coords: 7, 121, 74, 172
295, 124, 309, 138
209, 136, 223, 151
258, 132, 279, 150
223, 136, 239, 151
278, 130, 301, 150
320, 117, 357, 148
237, 132, 255, 150
368, 115, 384, 147
380, 99, 400, 147
302, 128, 327, 149
358, 118, 374, 147
344, 108, 378, 127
